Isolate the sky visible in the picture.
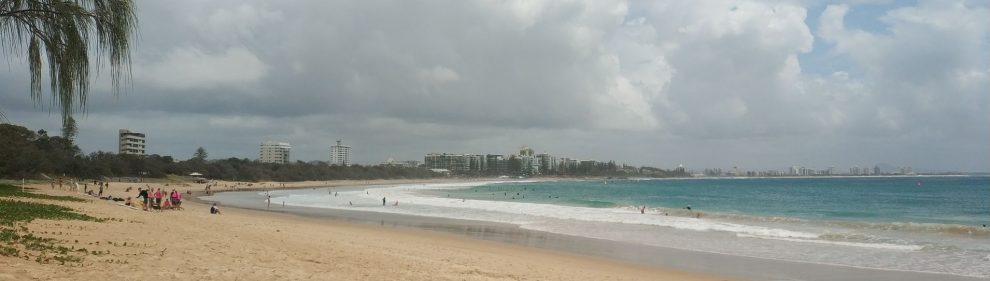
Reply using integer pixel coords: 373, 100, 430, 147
1, 0, 988, 172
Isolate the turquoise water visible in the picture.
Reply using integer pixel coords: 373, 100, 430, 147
444, 176, 990, 227
256, 176, 990, 277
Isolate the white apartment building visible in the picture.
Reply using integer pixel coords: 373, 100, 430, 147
118, 129, 146, 156
259, 141, 291, 164
329, 140, 352, 166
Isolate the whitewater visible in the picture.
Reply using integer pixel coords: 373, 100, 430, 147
258, 177, 990, 278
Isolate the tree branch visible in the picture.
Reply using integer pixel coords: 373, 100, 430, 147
0, 8, 97, 18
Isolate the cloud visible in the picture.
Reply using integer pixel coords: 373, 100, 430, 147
0, 0, 986, 171
624, 1, 817, 138
818, 1, 990, 138
134, 46, 268, 90
416, 66, 460, 85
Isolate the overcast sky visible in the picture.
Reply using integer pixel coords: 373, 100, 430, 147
1, 0, 987, 172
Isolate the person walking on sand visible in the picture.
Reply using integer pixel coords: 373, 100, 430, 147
382, 197, 386, 206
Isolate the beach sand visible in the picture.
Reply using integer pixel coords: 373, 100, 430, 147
0, 180, 731, 281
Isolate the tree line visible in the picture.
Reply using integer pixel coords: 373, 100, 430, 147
0, 123, 688, 181
0, 123, 438, 181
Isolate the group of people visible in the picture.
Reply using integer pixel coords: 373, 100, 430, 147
125, 187, 184, 211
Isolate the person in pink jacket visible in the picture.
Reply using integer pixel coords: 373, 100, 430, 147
170, 189, 183, 210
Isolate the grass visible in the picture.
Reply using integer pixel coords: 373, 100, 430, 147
0, 184, 108, 264
0, 184, 87, 202
0, 199, 104, 226
0, 228, 82, 264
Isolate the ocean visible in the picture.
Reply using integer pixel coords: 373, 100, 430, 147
255, 176, 990, 278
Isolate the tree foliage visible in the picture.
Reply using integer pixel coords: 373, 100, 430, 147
0, 123, 441, 181
0, 0, 138, 127
192, 147, 207, 161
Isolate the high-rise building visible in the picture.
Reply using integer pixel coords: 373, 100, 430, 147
118, 129, 146, 156
330, 140, 352, 166
485, 154, 507, 174
465, 154, 484, 172
536, 153, 556, 174
519, 146, 535, 157
425, 153, 469, 172
259, 141, 291, 164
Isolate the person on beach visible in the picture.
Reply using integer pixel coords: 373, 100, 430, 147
640, 206, 646, 214
154, 188, 163, 210
161, 195, 173, 209
170, 189, 183, 210
138, 188, 149, 211
210, 203, 222, 214
382, 197, 386, 206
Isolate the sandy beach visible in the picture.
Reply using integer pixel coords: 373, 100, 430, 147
0, 179, 731, 281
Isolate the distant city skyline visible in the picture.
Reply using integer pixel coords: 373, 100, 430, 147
2, 0, 987, 172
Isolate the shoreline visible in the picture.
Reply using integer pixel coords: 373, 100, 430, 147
1, 178, 729, 281
201, 180, 990, 281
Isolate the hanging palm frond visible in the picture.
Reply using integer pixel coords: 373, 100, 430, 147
0, 0, 137, 128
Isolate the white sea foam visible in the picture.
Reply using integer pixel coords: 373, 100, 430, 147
274, 182, 880, 245
250, 181, 990, 278
243, 180, 990, 278
736, 234, 923, 251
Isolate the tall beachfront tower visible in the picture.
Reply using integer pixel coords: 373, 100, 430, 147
330, 140, 352, 166
118, 129, 146, 156
259, 141, 291, 164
